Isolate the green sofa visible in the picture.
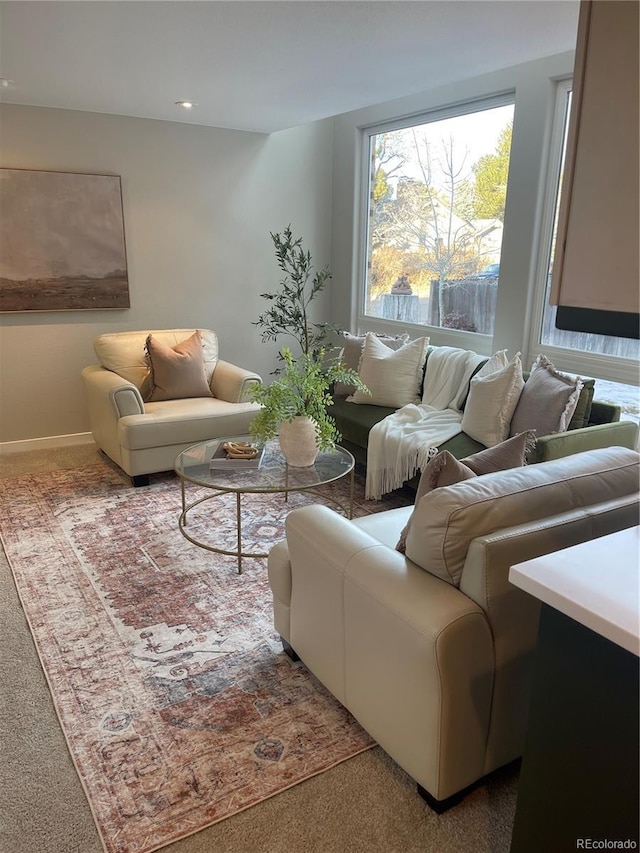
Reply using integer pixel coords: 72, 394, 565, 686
331, 367, 638, 471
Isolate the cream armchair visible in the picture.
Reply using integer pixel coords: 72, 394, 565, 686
82, 329, 262, 485
268, 447, 640, 811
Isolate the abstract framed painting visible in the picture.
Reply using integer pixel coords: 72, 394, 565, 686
0, 168, 129, 312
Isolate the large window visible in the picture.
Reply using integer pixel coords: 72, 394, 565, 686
361, 97, 515, 337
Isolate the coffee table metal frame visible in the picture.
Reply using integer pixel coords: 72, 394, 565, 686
175, 436, 355, 573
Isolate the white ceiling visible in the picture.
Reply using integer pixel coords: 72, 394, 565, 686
0, 1, 579, 134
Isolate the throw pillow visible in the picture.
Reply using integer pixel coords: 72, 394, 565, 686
510, 355, 584, 437
461, 352, 524, 447
472, 349, 509, 379
333, 332, 410, 396
395, 430, 535, 552
347, 333, 429, 408
403, 447, 639, 588
142, 331, 213, 402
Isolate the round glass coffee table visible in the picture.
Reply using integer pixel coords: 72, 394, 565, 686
175, 436, 355, 573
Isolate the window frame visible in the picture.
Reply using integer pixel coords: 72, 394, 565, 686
527, 78, 639, 387
355, 91, 515, 353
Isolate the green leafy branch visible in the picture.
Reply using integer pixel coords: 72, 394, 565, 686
254, 225, 341, 358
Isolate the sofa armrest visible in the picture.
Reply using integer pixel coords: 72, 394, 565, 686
530, 420, 639, 463
211, 360, 262, 403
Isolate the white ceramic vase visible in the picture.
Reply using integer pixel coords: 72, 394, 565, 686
278, 416, 319, 467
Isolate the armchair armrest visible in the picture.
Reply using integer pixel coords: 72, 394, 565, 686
81, 364, 144, 417
277, 505, 494, 800
210, 360, 262, 403
531, 420, 639, 462
81, 365, 145, 466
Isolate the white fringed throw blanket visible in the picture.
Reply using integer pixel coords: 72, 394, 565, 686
365, 347, 486, 499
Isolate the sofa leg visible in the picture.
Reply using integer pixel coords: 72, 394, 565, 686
417, 783, 467, 814
132, 474, 150, 487
281, 638, 300, 661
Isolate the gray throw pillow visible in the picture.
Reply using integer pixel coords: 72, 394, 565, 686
510, 355, 583, 437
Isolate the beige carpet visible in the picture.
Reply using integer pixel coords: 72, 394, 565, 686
0, 444, 519, 853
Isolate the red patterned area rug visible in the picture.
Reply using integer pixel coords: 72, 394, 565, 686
0, 462, 412, 853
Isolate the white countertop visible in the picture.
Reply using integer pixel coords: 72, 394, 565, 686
509, 526, 640, 656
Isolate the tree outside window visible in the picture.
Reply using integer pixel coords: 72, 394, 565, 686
364, 101, 514, 335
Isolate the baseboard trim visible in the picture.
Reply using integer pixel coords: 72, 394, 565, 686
0, 432, 95, 455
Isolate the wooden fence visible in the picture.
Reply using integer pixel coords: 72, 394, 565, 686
428, 277, 497, 335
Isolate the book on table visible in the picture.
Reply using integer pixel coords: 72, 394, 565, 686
209, 441, 265, 470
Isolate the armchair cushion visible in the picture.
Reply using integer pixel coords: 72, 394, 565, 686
141, 330, 213, 402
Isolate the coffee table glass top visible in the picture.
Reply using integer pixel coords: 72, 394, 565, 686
175, 436, 354, 493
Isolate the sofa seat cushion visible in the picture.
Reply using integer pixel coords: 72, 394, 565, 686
331, 397, 397, 448
404, 446, 640, 587
352, 506, 413, 549
94, 329, 219, 390
117, 398, 261, 451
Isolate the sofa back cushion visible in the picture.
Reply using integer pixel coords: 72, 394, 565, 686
404, 446, 640, 587
94, 329, 219, 390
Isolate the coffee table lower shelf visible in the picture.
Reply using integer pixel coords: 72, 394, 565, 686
177, 480, 354, 574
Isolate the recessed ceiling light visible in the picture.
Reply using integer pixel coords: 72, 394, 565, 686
175, 100, 197, 109
0, 79, 16, 89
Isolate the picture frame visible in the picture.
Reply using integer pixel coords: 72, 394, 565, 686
0, 168, 130, 312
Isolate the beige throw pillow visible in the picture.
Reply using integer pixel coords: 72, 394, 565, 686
333, 332, 410, 396
510, 355, 584, 437
347, 333, 429, 408
396, 430, 535, 552
461, 352, 524, 446
142, 331, 213, 402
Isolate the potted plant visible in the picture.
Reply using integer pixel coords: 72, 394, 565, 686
250, 226, 368, 466
249, 346, 366, 466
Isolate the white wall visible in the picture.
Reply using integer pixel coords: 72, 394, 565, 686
0, 105, 334, 444
330, 51, 575, 360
